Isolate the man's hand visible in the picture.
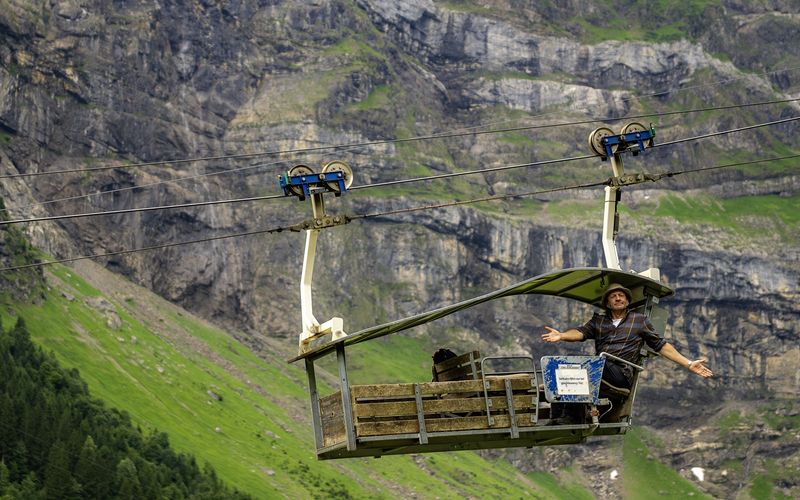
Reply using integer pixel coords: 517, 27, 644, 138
542, 326, 562, 343
688, 358, 713, 378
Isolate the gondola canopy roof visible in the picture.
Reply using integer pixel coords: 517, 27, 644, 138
289, 267, 673, 363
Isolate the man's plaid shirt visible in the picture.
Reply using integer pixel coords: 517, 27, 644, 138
575, 310, 667, 364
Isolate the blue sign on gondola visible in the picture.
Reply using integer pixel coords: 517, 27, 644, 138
541, 355, 606, 404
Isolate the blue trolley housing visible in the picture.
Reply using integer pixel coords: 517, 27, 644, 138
599, 125, 655, 158
279, 170, 348, 200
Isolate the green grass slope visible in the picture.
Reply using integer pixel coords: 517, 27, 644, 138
622, 428, 711, 499
4, 259, 597, 498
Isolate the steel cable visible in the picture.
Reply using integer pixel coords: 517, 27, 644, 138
2, 154, 796, 273
2, 114, 797, 227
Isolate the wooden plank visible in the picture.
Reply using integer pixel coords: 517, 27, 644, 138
436, 364, 481, 382
320, 392, 343, 417
430, 395, 536, 414
319, 393, 346, 447
350, 377, 535, 399
485, 373, 536, 380
433, 350, 480, 372
356, 412, 537, 437
354, 395, 536, 419
434, 351, 482, 381
429, 412, 538, 431
323, 430, 345, 448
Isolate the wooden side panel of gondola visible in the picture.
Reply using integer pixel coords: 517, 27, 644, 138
357, 413, 536, 436
349, 377, 532, 398
350, 376, 538, 437
319, 393, 346, 447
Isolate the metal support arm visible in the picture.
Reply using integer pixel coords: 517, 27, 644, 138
299, 194, 347, 352
601, 154, 625, 270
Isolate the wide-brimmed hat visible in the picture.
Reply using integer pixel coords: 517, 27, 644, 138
602, 283, 632, 306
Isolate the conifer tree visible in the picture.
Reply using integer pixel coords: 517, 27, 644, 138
115, 458, 142, 500
43, 440, 79, 500
5, 441, 27, 484
135, 459, 161, 499
16, 472, 39, 499
1, 313, 250, 498
0, 460, 10, 494
74, 435, 107, 499
0, 395, 13, 470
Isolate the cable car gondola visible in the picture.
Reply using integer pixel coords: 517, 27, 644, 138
284, 126, 673, 460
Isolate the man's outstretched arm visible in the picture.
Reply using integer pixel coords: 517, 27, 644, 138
542, 326, 585, 343
658, 342, 713, 378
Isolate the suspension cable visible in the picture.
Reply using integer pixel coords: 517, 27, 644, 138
3, 114, 797, 227
655, 115, 800, 147
2, 97, 797, 180
2, 154, 795, 273
0, 224, 297, 272
3, 96, 797, 220
2, 157, 295, 214
0, 193, 287, 226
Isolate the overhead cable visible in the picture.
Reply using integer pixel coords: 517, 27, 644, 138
639, 65, 800, 100
651, 153, 800, 178
1, 154, 795, 273
354, 154, 800, 220
655, 115, 800, 148
350, 153, 595, 191
0, 224, 297, 272
3, 157, 295, 214
351, 179, 610, 221
4, 96, 797, 216
7, 99, 798, 216
2, 97, 797, 181
0, 192, 287, 226
0, 153, 597, 226
1, 180, 606, 272
2, 114, 797, 227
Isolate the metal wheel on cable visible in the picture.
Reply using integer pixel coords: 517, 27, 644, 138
288, 165, 315, 197
320, 160, 353, 194
620, 122, 648, 136
588, 127, 615, 157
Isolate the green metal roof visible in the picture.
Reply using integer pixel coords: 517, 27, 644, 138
289, 267, 674, 363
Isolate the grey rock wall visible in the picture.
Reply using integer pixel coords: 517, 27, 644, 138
328, 206, 799, 400
1, 0, 798, 404
2, 2, 799, 496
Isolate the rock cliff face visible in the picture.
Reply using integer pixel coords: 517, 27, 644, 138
326, 204, 799, 398
1, 0, 797, 395
1, 1, 799, 496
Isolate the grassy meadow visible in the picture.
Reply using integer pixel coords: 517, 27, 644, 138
4, 261, 607, 498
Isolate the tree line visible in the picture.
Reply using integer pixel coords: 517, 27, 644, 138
0, 316, 251, 499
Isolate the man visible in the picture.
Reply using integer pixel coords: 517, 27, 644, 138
542, 282, 713, 389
